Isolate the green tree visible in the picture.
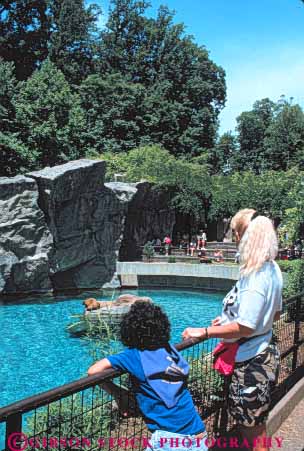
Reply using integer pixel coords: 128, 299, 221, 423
209, 132, 238, 174
99, 0, 151, 78
278, 170, 304, 242
0, 0, 49, 80
208, 170, 296, 222
48, 0, 101, 84
97, 0, 226, 156
0, 59, 33, 176
233, 98, 275, 173
13, 60, 86, 168
0, 60, 16, 131
263, 99, 304, 171
168, 159, 211, 221
79, 73, 146, 153
253, 98, 275, 128
96, 145, 176, 183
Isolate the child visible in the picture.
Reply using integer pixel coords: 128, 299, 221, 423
213, 249, 224, 263
88, 301, 208, 451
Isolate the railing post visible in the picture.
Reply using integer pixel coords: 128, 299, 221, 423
5, 413, 22, 451
292, 295, 302, 372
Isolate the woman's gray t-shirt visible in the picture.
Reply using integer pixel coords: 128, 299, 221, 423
220, 261, 283, 362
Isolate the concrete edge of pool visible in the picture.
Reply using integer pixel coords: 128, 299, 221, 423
117, 262, 240, 291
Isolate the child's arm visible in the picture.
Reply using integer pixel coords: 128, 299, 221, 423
88, 358, 121, 399
88, 358, 112, 375
88, 358, 124, 396
87, 359, 138, 417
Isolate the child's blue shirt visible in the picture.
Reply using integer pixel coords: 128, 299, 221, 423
108, 345, 205, 435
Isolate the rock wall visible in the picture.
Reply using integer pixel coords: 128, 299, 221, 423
116, 182, 176, 261
0, 176, 53, 294
29, 160, 134, 290
0, 161, 175, 296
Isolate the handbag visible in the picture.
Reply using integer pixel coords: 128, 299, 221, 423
213, 332, 269, 376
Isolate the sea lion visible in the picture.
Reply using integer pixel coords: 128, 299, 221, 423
83, 298, 102, 311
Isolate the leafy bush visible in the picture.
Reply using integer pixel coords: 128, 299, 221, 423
277, 207, 301, 245
277, 259, 304, 298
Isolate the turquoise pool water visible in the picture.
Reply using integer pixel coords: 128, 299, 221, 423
0, 289, 223, 409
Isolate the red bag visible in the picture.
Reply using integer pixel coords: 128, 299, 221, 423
213, 341, 240, 376
213, 332, 269, 375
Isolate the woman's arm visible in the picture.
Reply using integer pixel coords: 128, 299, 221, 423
182, 322, 254, 341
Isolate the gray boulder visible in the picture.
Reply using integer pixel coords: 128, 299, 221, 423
0, 176, 53, 294
117, 181, 176, 261
29, 160, 136, 290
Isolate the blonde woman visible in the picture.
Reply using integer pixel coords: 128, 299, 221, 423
182, 209, 283, 451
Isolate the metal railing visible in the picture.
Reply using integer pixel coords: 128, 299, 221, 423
141, 245, 238, 262
0, 293, 303, 451
142, 247, 304, 264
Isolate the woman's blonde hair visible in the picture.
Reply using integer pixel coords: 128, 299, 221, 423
231, 208, 278, 276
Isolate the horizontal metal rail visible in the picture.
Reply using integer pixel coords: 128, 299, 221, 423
0, 337, 203, 421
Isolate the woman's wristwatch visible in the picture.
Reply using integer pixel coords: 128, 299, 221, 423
204, 327, 209, 339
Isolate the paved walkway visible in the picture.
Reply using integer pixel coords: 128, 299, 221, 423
275, 398, 304, 451
210, 397, 304, 451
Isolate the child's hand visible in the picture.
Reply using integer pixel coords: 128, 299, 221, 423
211, 316, 222, 326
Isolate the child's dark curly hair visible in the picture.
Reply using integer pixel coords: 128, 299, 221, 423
120, 300, 171, 350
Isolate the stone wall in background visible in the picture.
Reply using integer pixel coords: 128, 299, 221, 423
0, 160, 175, 297
115, 181, 176, 261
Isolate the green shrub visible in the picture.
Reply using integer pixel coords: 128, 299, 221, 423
168, 256, 176, 263
277, 259, 304, 298
25, 393, 116, 450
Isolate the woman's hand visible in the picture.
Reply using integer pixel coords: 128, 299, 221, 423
182, 327, 205, 340
183, 322, 254, 341
211, 316, 222, 326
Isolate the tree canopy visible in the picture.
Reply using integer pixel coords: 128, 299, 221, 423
48, 0, 100, 84
0, 0, 49, 80
13, 60, 86, 169
0, 0, 226, 169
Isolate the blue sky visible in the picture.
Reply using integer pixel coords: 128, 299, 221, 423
88, 0, 304, 133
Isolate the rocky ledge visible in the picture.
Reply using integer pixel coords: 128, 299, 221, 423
0, 160, 175, 297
